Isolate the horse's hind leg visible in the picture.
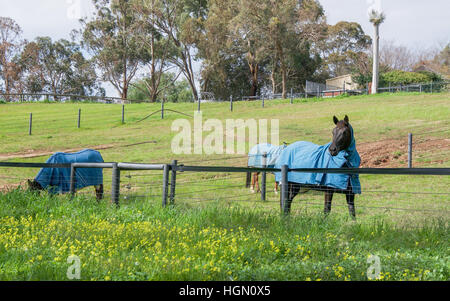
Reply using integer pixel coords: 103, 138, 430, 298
346, 193, 356, 220
324, 191, 334, 215
255, 172, 261, 193
250, 173, 256, 193
251, 173, 260, 193
245, 172, 252, 188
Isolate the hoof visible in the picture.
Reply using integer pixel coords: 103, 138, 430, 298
250, 188, 256, 194
274, 189, 278, 195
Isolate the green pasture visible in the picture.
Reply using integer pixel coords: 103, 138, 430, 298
0, 92, 448, 221
0, 92, 449, 280
0, 191, 448, 281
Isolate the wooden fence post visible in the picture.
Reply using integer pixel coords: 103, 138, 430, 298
162, 164, 170, 208
78, 109, 81, 129
281, 165, 289, 215
111, 163, 120, 206
408, 133, 413, 168
169, 160, 177, 205
161, 99, 165, 119
122, 104, 125, 124
29, 113, 32, 136
230, 95, 233, 112
261, 153, 267, 202
262, 96, 265, 108
70, 165, 76, 197
290, 88, 293, 104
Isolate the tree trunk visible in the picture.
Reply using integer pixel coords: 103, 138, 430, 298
122, 85, 128, 100
249, 62, 258, 97
4, 75, 10, 102
276, 42, 287, 99
280, 56, 287, 99
151, 91, 158, 103
271, 60, 277, 94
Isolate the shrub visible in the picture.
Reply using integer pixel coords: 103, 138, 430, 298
416, 70, 443, 83
381, 71, 432, 85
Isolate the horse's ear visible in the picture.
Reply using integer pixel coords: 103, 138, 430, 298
333, 116, 339, 125
344, 115, 349, 124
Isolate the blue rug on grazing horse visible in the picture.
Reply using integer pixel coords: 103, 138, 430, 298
274, 126, 361, 194
248, 143, 287, 168
35, 149, 104, 194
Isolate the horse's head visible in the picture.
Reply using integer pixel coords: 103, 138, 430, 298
329, 115, 352, 156
27, 179, 43, 191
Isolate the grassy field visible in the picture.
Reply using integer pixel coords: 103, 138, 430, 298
0, 92, 449, 280
0, 191, 448, 281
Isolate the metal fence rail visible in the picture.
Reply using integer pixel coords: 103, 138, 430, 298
1, 161, 449, 215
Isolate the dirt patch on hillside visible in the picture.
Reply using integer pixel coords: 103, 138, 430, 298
0, 144, 116, 161
358, 137, 450, 167
0, 141, 158, 161
0, 182, 24, 193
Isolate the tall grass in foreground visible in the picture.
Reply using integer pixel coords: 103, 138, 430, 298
0, 190, 448, 281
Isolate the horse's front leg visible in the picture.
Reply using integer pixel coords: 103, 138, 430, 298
95, 184, 104, 201
281, 183, 300, 214
324, 191, 334, 215
274, 181, 279, 195
346, 193, 356, 220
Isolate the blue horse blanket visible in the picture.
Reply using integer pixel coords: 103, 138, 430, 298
35, 149, 104, 194
248, 144, 287, 168
274, 126, 361, 194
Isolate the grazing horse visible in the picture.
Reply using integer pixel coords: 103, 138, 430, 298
274, 116, 361, 219
28, 149, 104, 200
246, 143, 287, 193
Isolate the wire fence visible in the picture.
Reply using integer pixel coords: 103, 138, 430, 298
0, 161, 449, 223
0, 92, 144, 104
1, 81, 448, 105
1, 82, 449, 139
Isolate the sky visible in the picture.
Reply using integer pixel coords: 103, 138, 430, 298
1, 0, 449, 96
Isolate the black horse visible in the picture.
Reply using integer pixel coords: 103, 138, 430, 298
282, 115, 359, 219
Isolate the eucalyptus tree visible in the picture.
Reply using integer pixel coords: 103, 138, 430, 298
320, 21, 371, 78
20, 37, 100, 97
79, 0, 149, 100
196, 0, 249, 100
146, 0, 208, 101
369, 9, 385, 94
0, 17, 24, 99
230, 0, 325, 98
